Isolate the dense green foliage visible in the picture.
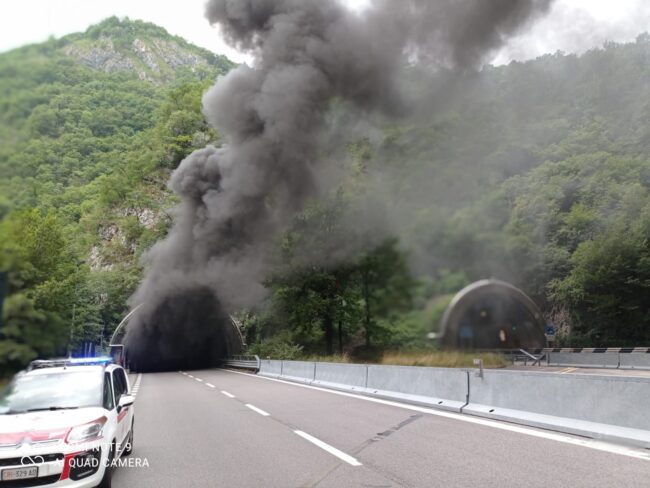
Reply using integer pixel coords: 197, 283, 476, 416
0, 18, 233, 371
250, 37, 650, 351
1, 20, 649, 371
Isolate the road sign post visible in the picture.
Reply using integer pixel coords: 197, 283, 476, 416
545, 324, 556, 346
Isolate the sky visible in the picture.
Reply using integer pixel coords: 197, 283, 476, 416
1, 0, 650, 65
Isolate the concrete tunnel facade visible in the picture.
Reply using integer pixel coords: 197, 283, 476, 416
439, 279, 546, 350
113, 297, 244, 372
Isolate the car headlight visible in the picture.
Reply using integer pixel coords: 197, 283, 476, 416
66, 417, 107, 444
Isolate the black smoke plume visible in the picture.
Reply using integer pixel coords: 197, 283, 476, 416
124, 0, 553, 371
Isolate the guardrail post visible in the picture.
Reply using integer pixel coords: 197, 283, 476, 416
461, 369, 470, 412
313, 362, 317, 381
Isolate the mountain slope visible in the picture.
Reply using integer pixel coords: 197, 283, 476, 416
1, 23, 650, 372
0, 18, 235, 369
61, 16, 233, 82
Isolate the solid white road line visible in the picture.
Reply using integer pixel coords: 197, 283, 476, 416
294, 430, 362, 466
205, 383, 216, 388
221, 390, 235, 398
245, 404, 270, 416
223, 369, 650, 461
560, 367, 578, 374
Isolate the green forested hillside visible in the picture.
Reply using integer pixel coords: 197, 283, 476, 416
1, 20, 649, 371
251, 37, 650, 352
0, 17, 233, 373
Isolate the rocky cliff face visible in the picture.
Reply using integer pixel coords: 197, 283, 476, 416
60, 17, 233, 83
63, 37, 210, 82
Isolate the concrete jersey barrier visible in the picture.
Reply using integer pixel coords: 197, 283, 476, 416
618, 353, 650, 370
259, 360, 468, 412
259, 359, 282, 377
313, 362, 368, 390
255, 359, 650, 449
547, 352, 620, 368
278, 360, 315, 383
463, 369, 650, 447
365, 365, 468, 412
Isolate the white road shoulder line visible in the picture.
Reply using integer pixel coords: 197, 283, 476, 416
205, 383, 216, 388
245, 404, 270, 416
222, 369, 650, 461
294, 430, 362, 466
221, 390, 235, 398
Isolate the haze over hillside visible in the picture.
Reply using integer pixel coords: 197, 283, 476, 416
0, 17, 649, 373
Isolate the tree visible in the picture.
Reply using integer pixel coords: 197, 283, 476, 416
0, 209, 74, 369
357, 238, 414, 347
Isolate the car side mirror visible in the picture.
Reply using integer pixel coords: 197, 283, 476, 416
117, 394, 135, 411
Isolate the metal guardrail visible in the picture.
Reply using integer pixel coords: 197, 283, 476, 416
515, 348, 545, 366
481, 348, 650, 370
223, 355, 260, 372
479, 349, 546, 366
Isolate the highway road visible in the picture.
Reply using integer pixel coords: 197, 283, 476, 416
115, 369, 650, 488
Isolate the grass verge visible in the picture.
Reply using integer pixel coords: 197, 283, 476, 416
380, 351, 507, 368
295, 350, 508, 368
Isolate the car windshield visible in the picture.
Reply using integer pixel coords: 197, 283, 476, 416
0, 371, 103, 414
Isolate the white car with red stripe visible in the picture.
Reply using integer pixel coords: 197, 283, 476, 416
0, 358, 135, 488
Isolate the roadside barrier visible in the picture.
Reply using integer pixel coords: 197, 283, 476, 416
463, 369, 650, 448
256, 359, 650, 449
486, 348, 650, 370
223, 355, 260, 372
546, 352, 620, 368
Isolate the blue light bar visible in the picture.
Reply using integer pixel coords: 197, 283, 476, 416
68, 356, 113, 364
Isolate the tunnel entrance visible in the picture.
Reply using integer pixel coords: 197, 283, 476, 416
439, 279, 546, 350
122, 288, 243, 372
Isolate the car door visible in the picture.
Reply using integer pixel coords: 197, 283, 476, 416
116, 368, 133, 434
111, 368, 129, 449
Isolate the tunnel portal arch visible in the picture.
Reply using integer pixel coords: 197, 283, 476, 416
111, 301, 245, 371
439, 279, 546, 350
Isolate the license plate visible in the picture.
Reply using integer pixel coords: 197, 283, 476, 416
1, 466, 39, 481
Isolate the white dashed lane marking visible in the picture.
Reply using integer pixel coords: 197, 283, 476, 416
131, 373, 142, 397
176, 371, 360, 467
294, 430, 362, 466
245, 404, 270, 416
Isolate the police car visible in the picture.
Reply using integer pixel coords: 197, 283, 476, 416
0, 357, 135, 488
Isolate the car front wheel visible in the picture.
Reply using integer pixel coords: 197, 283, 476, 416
122, 422, 134, 456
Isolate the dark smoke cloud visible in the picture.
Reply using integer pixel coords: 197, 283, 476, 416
125, 0, 553, 371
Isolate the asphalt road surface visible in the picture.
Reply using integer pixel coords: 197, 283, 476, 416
116, 369, 650, 488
